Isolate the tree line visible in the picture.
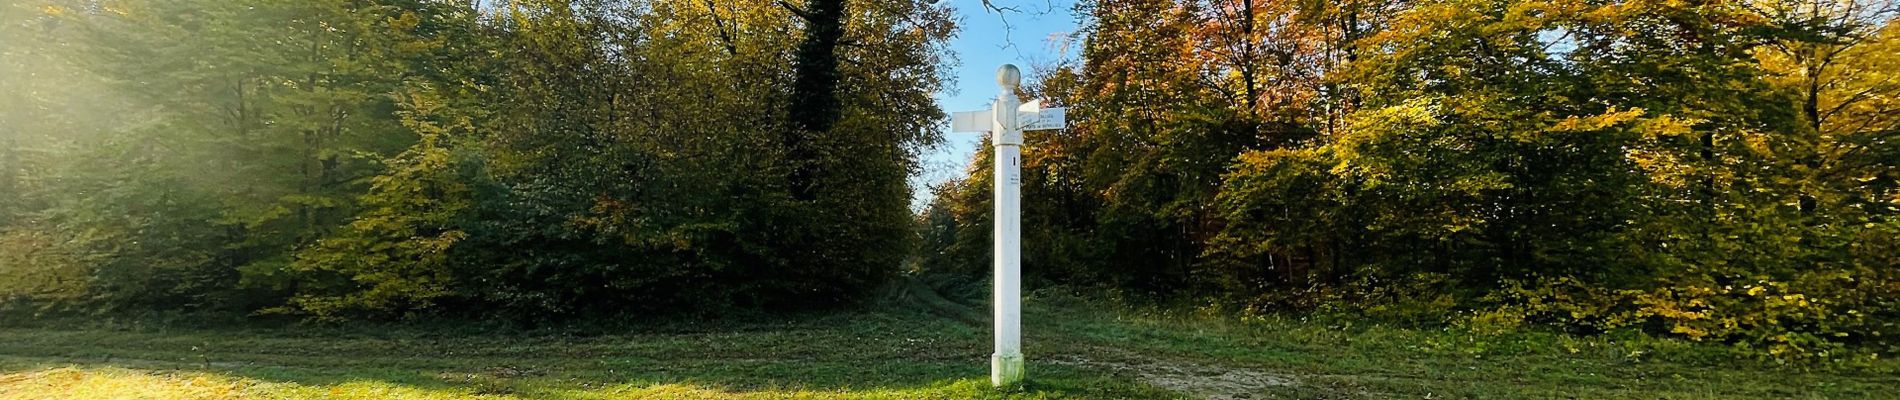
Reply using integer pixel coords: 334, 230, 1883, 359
0, 0, 953, 321
3, 0, 1895, 361
920, 0, 1898, 360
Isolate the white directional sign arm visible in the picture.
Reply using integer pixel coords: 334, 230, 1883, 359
951, 109, 993, 133
957, 103, 1066, 133
1013, 98, 1067, 131
1024, 107, 1066, 131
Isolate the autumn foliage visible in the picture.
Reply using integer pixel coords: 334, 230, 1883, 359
920, 0, 1899, 360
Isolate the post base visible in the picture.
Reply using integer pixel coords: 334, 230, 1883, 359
991, 352, 1025, 388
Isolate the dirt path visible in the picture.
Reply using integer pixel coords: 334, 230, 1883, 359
1049, 354, 1296, 400
905, 279, 1298, 399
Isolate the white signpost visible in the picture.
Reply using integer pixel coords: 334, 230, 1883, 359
951, 64, 1066, 388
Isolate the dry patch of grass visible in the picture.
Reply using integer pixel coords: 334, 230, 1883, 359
1, 367, 255, 400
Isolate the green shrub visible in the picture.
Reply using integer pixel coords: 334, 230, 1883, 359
1478, 270, 1898, 362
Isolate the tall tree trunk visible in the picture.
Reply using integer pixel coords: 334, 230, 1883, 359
1799, 57, 1824, 215
1239, 0, 1258, 117
786, 0, 847, 200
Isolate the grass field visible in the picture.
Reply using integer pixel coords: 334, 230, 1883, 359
1, 289, 1895, 399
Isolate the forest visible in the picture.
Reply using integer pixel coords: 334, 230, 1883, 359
2, 0, 954, 320
918, 0, 1900, 361
3, 0, 1897, 368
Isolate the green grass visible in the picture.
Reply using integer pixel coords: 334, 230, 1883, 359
1, 291, 1894, 399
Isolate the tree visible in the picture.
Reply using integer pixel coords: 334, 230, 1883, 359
2, 0, 956, 320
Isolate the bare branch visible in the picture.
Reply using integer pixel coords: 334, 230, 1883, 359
979, 0, 1064, 54
778, 0, 811, 20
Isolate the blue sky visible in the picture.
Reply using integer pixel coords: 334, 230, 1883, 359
911, 0, 1083, 209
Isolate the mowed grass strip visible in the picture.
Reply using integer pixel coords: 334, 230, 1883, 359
0, 306, 1174, 399
0, 296, 1894, 399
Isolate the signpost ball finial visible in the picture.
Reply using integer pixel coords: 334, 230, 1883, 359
997, 64, 1021, 89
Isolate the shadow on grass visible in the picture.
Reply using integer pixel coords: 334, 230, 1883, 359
14, 294, 1894, 399
0, 362, 1161, 399
0, 309, 1176, 399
